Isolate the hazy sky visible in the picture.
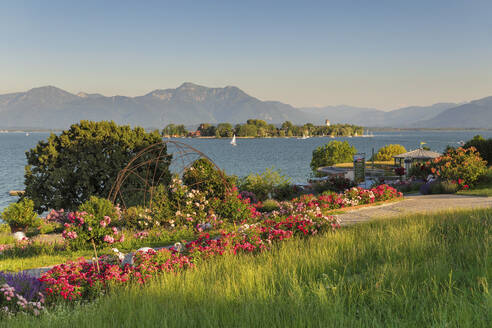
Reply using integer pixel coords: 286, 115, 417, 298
1, 0, 491, 110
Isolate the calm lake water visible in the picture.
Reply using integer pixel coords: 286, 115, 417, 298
1, 130, 492, 210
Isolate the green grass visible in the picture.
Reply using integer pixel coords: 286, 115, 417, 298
0, 248, 93, 272
4, 208, 491, 327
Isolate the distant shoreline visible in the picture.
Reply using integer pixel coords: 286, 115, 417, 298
1, 127, 491, 134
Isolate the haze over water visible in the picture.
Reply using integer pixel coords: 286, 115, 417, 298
2, 130, 492, 211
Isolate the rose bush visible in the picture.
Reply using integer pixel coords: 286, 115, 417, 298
429, 147, 487, 186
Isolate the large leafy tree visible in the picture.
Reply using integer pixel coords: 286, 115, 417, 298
373, 144, 407, 161
310, 140, 357, 172
24, 120, 171, 213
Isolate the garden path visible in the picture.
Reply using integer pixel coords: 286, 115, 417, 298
339, 194, 492, 225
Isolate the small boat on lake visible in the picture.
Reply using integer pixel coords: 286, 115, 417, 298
230, 134, 237, 146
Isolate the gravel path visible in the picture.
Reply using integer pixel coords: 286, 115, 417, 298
339, 194, 492, 225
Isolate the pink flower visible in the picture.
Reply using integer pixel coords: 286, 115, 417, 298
112, 227, 118, 235
104, 216, 111, 225
100, 220, 107, 228
103, 235, 115, 244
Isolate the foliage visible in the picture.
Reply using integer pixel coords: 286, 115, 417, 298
257, 199, 280, 213
408, 163, 430, 180
212, 192, 259, 225
24, 120, 171, 213
394, 167, 405, 176
162, 124, 187, 137
312, 176, 356, 194
428, 147, 487, 186
393, 180, 423, 193
0, 224, 11, 235
182, 158, 234, 199
78, 196, 122, 226
195, 119, 363, 138
61, 197, 123, 250
458, 167, 492, 197
438, 180, 459, 194
238, 191, 258, 204
310, 141, 357, 172
0, 198, 39, 231
464, 135, 492, 164
122, 206, 154, 230
373, 144, 407, 161
239, 167, 291, 201
215, 123, 234, 138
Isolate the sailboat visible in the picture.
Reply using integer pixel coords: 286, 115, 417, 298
297, 132, 309, 140
230, 134, 237, 146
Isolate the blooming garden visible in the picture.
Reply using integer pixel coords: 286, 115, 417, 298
0, 167, 402, 317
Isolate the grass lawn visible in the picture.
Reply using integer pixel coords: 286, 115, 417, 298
4, 208, 491, 327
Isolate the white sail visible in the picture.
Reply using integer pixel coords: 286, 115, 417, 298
230, 134, 237, 146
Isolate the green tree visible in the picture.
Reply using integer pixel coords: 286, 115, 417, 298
216, 123, 234, 138
310, 140, 357, 172
24, 120, 171, 212
237, 124, 258, 137
373, 144, 407, 161
464, 135, 492, 165
162, 124, 187, 137
182, 158, 235, 199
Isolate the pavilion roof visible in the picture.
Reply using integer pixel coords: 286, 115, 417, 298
393, 148, 441, 160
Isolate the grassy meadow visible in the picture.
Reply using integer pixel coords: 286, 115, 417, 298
3, 208, 490, 327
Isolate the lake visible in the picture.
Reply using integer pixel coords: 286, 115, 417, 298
1, 130, 492, 210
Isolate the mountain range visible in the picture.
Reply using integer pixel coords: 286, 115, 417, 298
0, 83, 490, 129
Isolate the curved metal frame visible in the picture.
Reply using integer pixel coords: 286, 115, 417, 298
108, 140, 230, 210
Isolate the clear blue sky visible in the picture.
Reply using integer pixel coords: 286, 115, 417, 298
1, 0, 491, 109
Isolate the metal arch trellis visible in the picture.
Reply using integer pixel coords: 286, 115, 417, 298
107, 140, 231, 210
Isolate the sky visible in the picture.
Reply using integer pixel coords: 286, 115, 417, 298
0, 0, 491, 110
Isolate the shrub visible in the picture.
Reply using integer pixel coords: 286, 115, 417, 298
239, 191, 258, 204
273, 184, 300, 201
182, 158, 235, 199
0, 198, 39, 231
408, 163, 430, 180
239, 167, 291, 201
122, 206, 154, 230
310, 140, 356, 172
78, 196, 122, 226
394, 167, 405, 177
313, 176, 356, 194
464, 135, 492, 165
394, 181, 423, 193
429, 147, 487, 186
61, 197, 123, 250
258, 199, 280, 213
440, 180, 458, 194
213, 192, 258, 224
373, 144, 407, 161
24, 120, 170, 213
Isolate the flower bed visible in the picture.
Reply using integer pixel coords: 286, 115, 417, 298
38, 213, 340, 305
0, 184, 402, 317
